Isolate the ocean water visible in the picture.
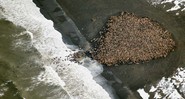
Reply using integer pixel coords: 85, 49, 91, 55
0, 19, 26, 99
0, 0, 113, 99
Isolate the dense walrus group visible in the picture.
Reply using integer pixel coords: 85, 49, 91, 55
91, 12, 175, 66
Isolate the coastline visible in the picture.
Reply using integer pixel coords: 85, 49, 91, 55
0, 0, 112, 98
33, 0, 185, 99
32, 0, 119, 99
33, 0, 90, 51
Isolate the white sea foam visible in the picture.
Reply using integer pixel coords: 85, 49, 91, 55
0, 0, 111, 99
148, 68, 185, 99
148, 0, 185, 14
36, 66, 66, 87
0, 81, 9, 97
137, 89, 150, 99
0, 93, 4, 97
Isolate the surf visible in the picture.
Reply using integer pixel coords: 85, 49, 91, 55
0, 0, 113, 98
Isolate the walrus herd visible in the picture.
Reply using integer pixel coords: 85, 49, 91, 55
91, 12, 175, 66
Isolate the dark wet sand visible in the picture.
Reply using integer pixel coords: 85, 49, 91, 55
34, 0, 185, 98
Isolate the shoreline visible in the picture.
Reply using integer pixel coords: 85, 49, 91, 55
33, 0, 185, 99
32, 0, 120, 99
33, 0, 90, 51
